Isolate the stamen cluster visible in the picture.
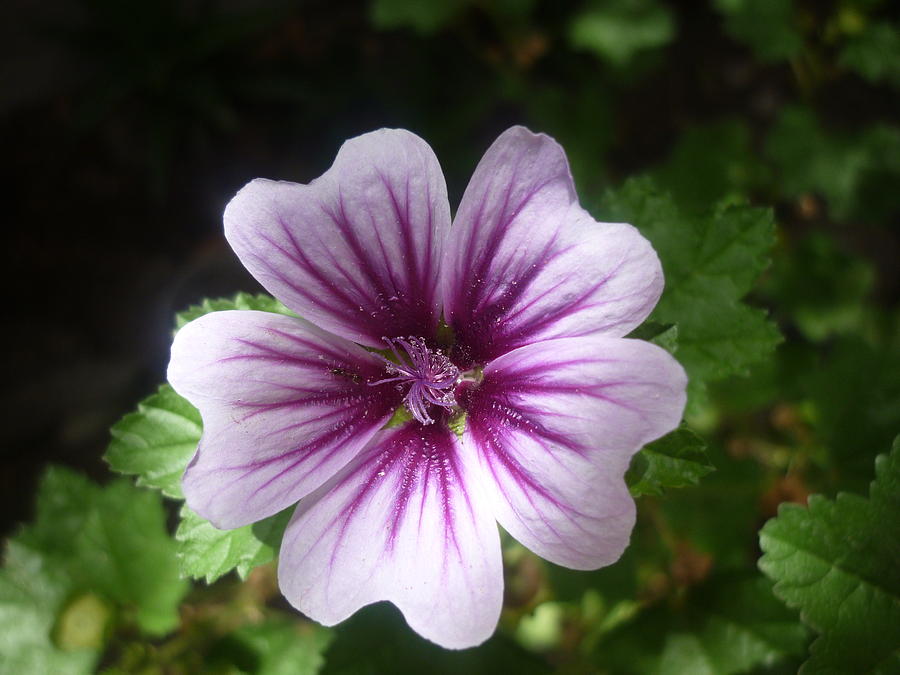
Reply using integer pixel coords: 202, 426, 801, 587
370, 336, 460, 425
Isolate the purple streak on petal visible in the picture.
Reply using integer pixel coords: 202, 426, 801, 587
278, 422, 503, 650
458, 336, 687, 570
225, 129, 451, 347
167, 310, 403, 529
441, 127, 664, 366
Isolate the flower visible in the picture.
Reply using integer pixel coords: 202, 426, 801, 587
168, 126, 687, 649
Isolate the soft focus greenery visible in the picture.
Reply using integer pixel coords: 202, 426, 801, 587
3, 0, 899, 673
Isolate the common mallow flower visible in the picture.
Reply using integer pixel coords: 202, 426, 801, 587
168, 127, 687, 649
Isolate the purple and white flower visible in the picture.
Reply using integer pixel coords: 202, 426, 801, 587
168, 127, 687, 649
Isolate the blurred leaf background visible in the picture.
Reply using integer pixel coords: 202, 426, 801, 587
2, 0, 898, 672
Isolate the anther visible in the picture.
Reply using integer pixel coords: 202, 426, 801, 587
369, 336, 460, 425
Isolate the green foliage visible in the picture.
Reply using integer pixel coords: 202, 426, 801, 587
106, 384, 202, 499
650, 120, 769, 213
10, 0, 900, 671
804, 338, 900, 490
766, 106, 900, 223
174, 291, 294, 331
712, 0, 802, 62
226, 617, 334, 675
602, 178, 781, 410
628, 426, 714, 497
321, 603, 551, 674
0, 542, 99, 675
0, 468, 189, 674
763, 233, 875, 342
759, 439, 900, 673
628, 320, 678, 353
105, 292, 302, 585
839, 21, 900, 88
18, 468, 188, 635
595, 574, 808, 673
176, 505, 291, 583
568, 0, 675, 66
370, 0, 470, 34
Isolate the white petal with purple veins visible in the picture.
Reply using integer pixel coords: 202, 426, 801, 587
225, 129, 451, 348
441, 126, 663, 365
168, 311, 401, 529
278, 422, 503, 650
459, 336, 686, 569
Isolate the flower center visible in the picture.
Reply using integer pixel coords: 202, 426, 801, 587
370, 336, 460, 425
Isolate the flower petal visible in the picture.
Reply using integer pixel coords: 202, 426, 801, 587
278, 422, 503, 649
441, 126, 663, 365
168, 310, 401, 529
225, 129, 450, 347
459, 336, 686, 569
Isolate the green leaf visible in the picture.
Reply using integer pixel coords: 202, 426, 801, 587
766, 106, 900, 224
660, 441, 768, 568
712, 0, 802, 62
759, 438, 900, 673
596, 574, 807, 674
369, 0, 470, 34
108, 292, 294, 498
628, 321, 678, 354
568, 0, 675, 66
18, 467, 189, 635
0, 541, 99, 675
649, 120, 769, 213
108, 292, 300, 584
229, 616, 334, 675
176, 505, 292, 583
762, 232, 875, 342
601, 177, 781, 409
174, 291, 294, 331
0, 467, 188, 672
804, 337, 900, 491
595, 574, 806, 674
627, 426, 714, 497
839, 21, 900, 88
106, 384, 202, 499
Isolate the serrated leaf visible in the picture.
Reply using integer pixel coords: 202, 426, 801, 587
174, 291, 294, 331
601, 177, 781, 409
628, 426, 714, 497
105, 384, 202, 498
109, 293, 301, 584
176, 505, 292, 583
628, 321, 678, 354
108, 293, 292, 498
759, 438, 900, 673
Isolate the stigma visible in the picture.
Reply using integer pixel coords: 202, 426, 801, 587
370, 336, 460, 425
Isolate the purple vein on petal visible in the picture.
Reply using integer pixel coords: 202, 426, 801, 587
458, 336, 686, 570
170, 310, 405, 529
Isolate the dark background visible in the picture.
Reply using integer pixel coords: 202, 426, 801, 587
2, 0, 898, 538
